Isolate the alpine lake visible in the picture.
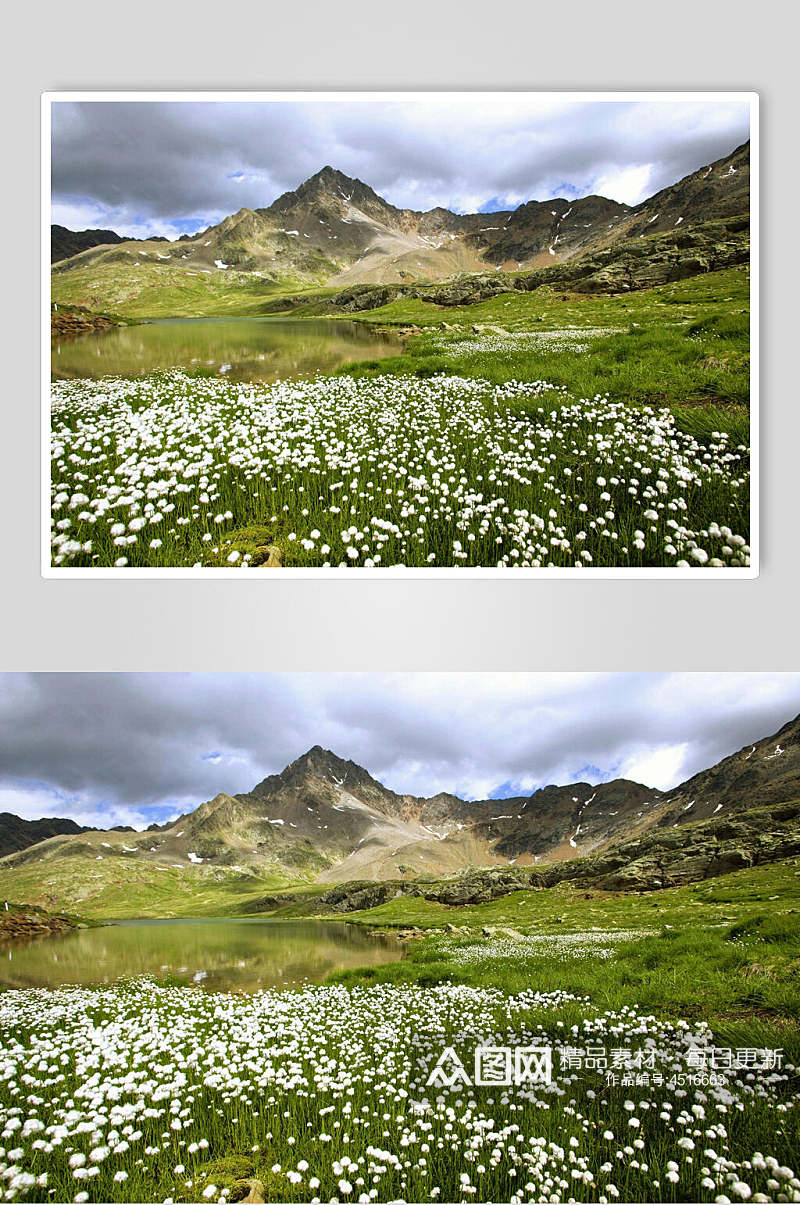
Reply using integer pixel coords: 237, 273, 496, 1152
52, 316, 402, 383
0, 917, 403, 993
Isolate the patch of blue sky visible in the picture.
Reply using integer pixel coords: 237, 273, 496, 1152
142, 801, 187, 825
487, 779, 537, 800
571, 763, 606, 783
11, 778, 81, 807
487, 762, 606, 800
170, 216, 207, 236
478, 197, 511, 214
478, 180, 584, 214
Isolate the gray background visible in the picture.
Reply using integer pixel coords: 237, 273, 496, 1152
2, 0, 795, 671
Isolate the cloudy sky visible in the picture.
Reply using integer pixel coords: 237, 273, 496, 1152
50, 97, 751, 239
0, 673, 795, 831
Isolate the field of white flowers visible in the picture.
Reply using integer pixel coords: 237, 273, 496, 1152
0, 979, 796, 1204
50, 372, 750, 569
426, 328, 625, 358
443, 931, 653, 964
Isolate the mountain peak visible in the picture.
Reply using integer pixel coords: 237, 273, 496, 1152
308, 165, 353, 185
267, 166, 395, 221
247, 746, 380, 798
300, 165, 369, 193
2, 704, 797, 888
288, 745, 354, 775
53, 138, 749, 287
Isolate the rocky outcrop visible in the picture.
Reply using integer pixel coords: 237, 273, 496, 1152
582, 803, 800, 891
319, 881, 402, 913
51, 304, 122, 340
318, 871, 547, 913
561, 218, 749, 294
316, 871, 522, 914
0, 906, 80, 943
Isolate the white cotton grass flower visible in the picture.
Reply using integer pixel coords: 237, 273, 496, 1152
0, 965, 788, 1204
49, 371, 750, 570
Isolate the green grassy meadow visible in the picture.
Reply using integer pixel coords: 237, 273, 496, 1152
51, 260, 751, 425
0, 855, 308, 919
329, 267, 751, 437
327, 860, 800, 1029
51, 260, 335, 319
5, 852, 797, 1031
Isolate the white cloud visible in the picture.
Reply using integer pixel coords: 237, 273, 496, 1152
616, 744, 691, 791
0, 785, 155, 831
50, 198, 218, 241
589, 163, 655, 206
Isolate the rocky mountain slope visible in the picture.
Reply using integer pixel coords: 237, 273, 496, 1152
51, 225, 126, 263
655, 712, 800, 823
0, 812, 87, 858
324, 215, 749, 312
316, 798, 800, 913
51, 141, 749, 302
2, 708, 797, 893
167, 747, 663, 880
618, 139, 750, 239
51, 225, 168, 263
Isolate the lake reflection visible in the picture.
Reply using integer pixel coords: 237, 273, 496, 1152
0, 918, 402, 993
